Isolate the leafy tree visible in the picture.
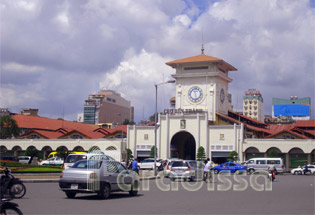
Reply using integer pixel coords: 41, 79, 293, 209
126, 148, 134, 166
0, 115, 20, 139
149, 146, 158, 158
122, 119, 135, 125
228, 151, 238, 162
149, 114, 156, 123
196, 146, 206, 161
56, 146, 70, 161
267, 149, 279, 158
25, 147, 40, 164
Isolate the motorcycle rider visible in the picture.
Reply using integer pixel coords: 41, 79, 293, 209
268, 161, 276, 181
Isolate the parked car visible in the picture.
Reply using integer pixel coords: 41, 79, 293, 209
243, 158, 285, 174
291, 165, 315, 175
163, 158, 182, 177
169, 160, 201, 181
63, 153, 115, 169
137, 158, 161, 170
39, 157, 64, 166
59, 160, 139, 199
18, 156, 31, 164
211, 161, 247, 174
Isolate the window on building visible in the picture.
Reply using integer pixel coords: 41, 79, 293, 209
27, 134, 40, 139
70, 134, 83, 139
144, 134, 148, 140
220, 134, 224, 140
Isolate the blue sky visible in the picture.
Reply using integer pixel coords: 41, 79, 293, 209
0, 0, 314, 123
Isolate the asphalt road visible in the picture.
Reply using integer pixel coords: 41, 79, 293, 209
13, 174, 315, 215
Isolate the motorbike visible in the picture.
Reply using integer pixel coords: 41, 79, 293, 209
268, 171, 276, 182
1, 165, 26, 199
0, 198, 23, 215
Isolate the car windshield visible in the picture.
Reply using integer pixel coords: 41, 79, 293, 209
188, 161, 197, 168
71, 160, 102, 169
88, 155, 114, 160
172, 161, 188, 167
65, 155, 87, 163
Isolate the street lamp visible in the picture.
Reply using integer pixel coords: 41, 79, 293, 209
117, 113, 124, 162
154, 79, 176, 176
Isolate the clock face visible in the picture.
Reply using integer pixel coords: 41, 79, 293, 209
220, 88, 225, 103
188, 86, 203, 103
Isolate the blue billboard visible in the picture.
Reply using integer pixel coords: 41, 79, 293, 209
274, 104, 310, 117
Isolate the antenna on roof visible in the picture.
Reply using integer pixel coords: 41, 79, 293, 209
201, 27, 205, 54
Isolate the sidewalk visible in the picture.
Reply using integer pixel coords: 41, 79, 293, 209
18, 170, 158, 183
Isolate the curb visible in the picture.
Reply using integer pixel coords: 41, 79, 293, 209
22, 176, 159, 183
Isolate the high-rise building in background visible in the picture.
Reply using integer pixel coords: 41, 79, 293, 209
243, 89, 264, 122
272, 97, 311, 120
83, 90, 134, 127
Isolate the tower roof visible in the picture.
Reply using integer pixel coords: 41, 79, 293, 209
166, 54, 237, 71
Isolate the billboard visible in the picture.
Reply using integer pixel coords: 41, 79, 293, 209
274, 104, 310, 117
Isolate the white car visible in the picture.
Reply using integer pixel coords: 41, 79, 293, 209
291, 165, 315, 175
138, 159, 161, 170
40, 157, 64, 166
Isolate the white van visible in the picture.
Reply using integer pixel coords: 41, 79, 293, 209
244, 158, 285, 174
18, 156, 31, 164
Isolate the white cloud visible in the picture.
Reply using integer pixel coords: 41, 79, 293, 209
2, 62, 44, 73
99, 49, 175, 121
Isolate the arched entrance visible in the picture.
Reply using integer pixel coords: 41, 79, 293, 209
289, 148, 306, 168
245, 147, 263, 160
170, 131, 196, 160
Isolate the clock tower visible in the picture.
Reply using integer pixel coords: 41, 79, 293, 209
166, 51, 237, 121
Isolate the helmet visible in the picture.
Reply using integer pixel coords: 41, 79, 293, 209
270, 161, 274, 164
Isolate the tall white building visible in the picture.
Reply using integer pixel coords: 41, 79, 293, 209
243, 89, 264, 122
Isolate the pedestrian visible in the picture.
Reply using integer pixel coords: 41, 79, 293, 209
203, 158, 212, 182
131, 159, 139, 175
304, 163, 309, 175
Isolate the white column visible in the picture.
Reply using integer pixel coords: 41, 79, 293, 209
240, 123, 244, 162
205, 112, 210, 158
197, 113, 200, 149
133, 125, 137, 158
209, 88, 214, 121
234, 123, 237, 152
166, 114, 170, 158
127, 125, 130, 149
158, 113, 161, 159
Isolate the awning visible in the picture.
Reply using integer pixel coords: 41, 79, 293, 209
137, 151, 150, 157
212, 152, 230, 157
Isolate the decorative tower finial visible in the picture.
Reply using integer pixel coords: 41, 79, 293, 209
201, 27, 205, 54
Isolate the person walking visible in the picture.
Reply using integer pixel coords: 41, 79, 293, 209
203, 158, 212, 183
131, 159, 139, 175
304, 163, 309, 175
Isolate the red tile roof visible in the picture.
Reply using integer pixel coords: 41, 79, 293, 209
165, 54, 237, 71
13, 115, 99, 131
295, 120, 315, 128
265, 129, 311, 139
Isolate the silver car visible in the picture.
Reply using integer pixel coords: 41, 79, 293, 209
169, 160, 200, 181
59, 160, 139, 199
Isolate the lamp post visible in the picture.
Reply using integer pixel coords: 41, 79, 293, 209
154, 79, 176, 176
117, 113, 124, 161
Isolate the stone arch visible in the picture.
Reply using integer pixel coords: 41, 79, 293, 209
56, 146, 68, 152
170, 131, 196, 160
12, 145, 22, 151
88, 146, 102, 154
245, 147, 263, 160
311, 149, 315, 164
11, 145, 23, 158
26, 145, 37, 151
105, 146, 117, 151
0, 146, 8, 155
73, 146, 85, 152
41, 146, 53, 160
266, 147, 286, 167
289, 147, 306, 168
